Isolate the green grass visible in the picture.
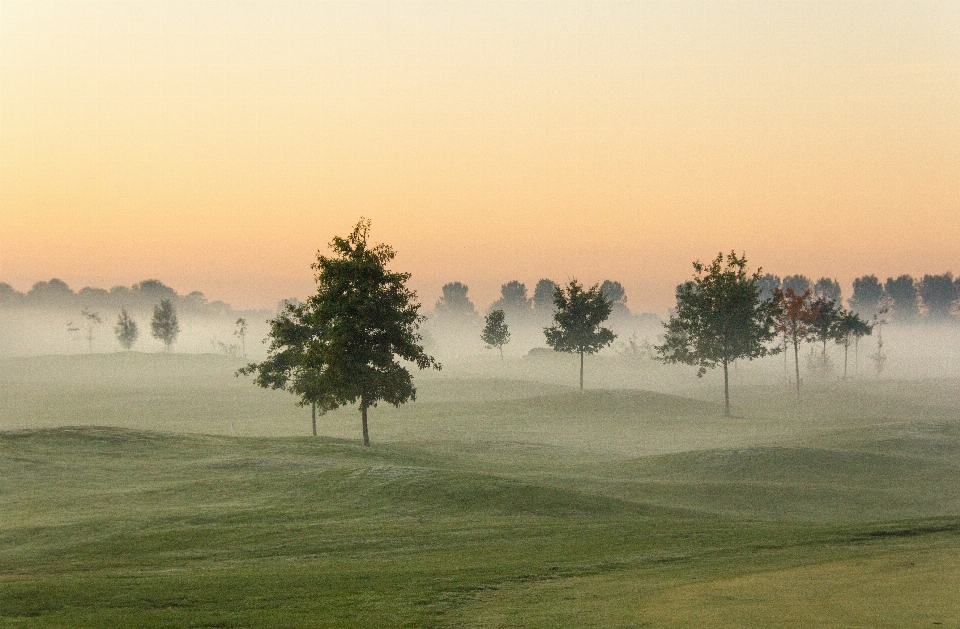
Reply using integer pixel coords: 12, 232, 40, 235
2, 353, 960, 627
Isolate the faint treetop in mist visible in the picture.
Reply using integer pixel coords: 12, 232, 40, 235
885, 275, 919, 322
850, 275, 884, 316
434, 282, 478, 321
756, 274, 781, 302
533, 279, 558, 311
919, 273, 959, 320
0, 283, 22, 306
813, 277, 841, 303
783, 275, 811, 295
490, 281, 532, 316
600, 280, 626, 305
25, 279, 76, 307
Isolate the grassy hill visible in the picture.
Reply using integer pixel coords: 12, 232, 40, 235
2, 353, 959, 627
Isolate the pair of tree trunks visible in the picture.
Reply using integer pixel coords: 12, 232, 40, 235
309, 400, 368, 447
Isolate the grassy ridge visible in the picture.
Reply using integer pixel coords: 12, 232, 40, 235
2, 354, 960, 627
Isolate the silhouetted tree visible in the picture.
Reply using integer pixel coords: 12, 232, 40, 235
532, 279, 558, 312
656, 252, 779, 416
919, 273, 958, 320
775, 288, 818, 400
783, 275, 811, 295
0, 283, 23, 306
885, 275, 919, 322
490, 281, 532, 319
807, 297, 842, 373
238, 219, 439, 446
25, 279, 75, 308
481, 309, 510, 361
757, 274, 781, 302
434, 282, 478, 322
813, 277, 841, 303
115, 307, 139, 351
600, 279, 632, 323
849, 275, 884, 317
545, 280, 616, 390
834, 309, 872, 378
151, 299, 180, 351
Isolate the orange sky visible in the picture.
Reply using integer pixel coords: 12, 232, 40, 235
2, 1, 959, 313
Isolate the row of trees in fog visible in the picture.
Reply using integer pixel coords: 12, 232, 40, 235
756, 272, 960, 322
0, 278, 241, 316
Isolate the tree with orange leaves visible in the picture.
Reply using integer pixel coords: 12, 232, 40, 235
775, 288, 818, 400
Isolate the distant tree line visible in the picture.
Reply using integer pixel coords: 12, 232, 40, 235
0, 278, 242, 317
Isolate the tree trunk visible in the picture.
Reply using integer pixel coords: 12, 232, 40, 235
793, 335, 801, 401
843, 341, 849, 379
579, 350, 584, 391
311, 402, 317, 437
361, 398, 370, 447
499, 345, 503, 362
723, 358, 730, 417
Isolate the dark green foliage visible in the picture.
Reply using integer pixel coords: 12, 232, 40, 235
481, 309, 510, 360
850, 275, 884, 316
813, 277, 842, 303
239, 219, 439, 446
434, 281, 478, 322
533, 279, 558, 311
151, 299, 180, 351
600, 280, 627, 305
808, 297, 843, 370
757, 274, 781, 302
657, 252, 779, 416
783, 274, 811, 295
544, 279, 615, 390
114, 307, 139, 351
885, 275, 919, 322
918, 273, 958, 320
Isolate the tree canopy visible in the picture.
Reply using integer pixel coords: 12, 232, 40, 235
151, 299, 180, 351
239, 219, 439, 446
481, 309, 510, 360
656, 252, 779, 416
544, 279, 615, 390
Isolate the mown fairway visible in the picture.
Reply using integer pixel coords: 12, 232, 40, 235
2, 354, 960, 627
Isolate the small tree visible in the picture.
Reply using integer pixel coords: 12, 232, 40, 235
544, 280, 616, 390
834, 309, 872, 378
80, 307, 102, 353
115, 308, 139, 350
234, 317, 248, 358
239, 218, 439, 446
775, 288, 818, 400
807, 297, 842, 374
656, 252, 779, 416
481, 309, 510, 361
151, 299, 180, 351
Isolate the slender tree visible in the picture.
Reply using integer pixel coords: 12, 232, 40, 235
80, 307, 102, 353
114, 307, 139, 351
239, 219, 439, 446
151, 299, 180, 351
481, 309, 510, 361
808, 297, 842, 374
656, 252, 779, 416
774, 288, 818, 400
234, 317, 248, 358
544, 280, 616, 390
834, 309, 872, 378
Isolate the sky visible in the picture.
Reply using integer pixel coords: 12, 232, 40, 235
1, 1, 958, 313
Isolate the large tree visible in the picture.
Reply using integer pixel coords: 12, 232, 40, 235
849, 274, 885, 317
239, 219, 439, 446
151, 299, 180, 351
813, 277, 842, 303
919, 273, 958, 320
782, 274, 811, 295
490, 281, 532, 320
885, 275, 919, 322
433, 282, 478, 322
656, 252, 779, 416
532, 279, 558, 312
757, 274, 781, 302
544, 280, 615, 390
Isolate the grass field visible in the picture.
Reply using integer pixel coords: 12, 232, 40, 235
2, 353, 960, 627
